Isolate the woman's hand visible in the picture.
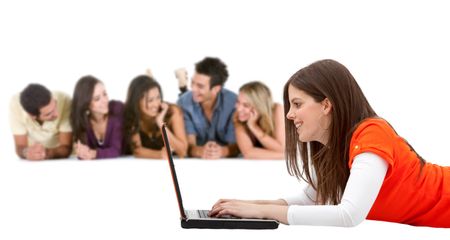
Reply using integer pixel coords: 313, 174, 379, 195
209, 199, 265, 219
75, 141, 96, 160
156, 102, 169, 128
209, 198, 289, 224
246, 108, 259, 128
202, 141, 222, 159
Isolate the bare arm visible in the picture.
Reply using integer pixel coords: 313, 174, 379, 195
187, 135, 204, 158
210, 199, 289, 224
13, 133, 72, 160
165, 106, 188, 158
261, 204, 289, 224
215, 198, 288, 205
242, 147, 283, 159
13, 135, 29, 159
254, 199, 288, 205
235, 120, 283, 159
220, 143, 239, 158
247, 104, 285, 152
46, 132, 72, 159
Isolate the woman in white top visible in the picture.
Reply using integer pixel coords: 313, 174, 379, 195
209, 59, 450, 228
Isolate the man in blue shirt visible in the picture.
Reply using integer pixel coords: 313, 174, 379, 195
177, 57, 239, 159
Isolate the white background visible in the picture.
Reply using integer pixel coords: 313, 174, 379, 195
0, 0, 449, 239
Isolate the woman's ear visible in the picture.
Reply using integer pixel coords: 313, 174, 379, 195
322, 98, 333, 115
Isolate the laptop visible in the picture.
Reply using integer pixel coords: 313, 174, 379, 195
161, 124, 279, 229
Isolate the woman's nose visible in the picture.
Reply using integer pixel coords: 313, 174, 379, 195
150, 102, 159, 108
286, 109, 294, 120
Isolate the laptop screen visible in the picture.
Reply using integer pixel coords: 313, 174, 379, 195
161, 124, 187, 220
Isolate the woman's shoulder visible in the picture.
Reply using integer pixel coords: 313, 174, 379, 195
109, 100, 124, 114
273, 103, 283, 113
355, 117, 391, 130
168, 103, 181, 114
272, 103, 284, 120
352, 117, 397, 142
348, 117, 405, 171
166, 103, 182, 121
108, 100, 125, 124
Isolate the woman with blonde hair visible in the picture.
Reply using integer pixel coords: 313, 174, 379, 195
234, 81, 284, 159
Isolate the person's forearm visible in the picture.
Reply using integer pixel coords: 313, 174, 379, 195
285, 153, 388, 227
134, 147, 164, 159
241, 147, 284, 160
189, 145, 203, 158
261, 205, 289, 224
166, 128, 187, 158
46, 145, 72, 159
15, 146, 28, 159
254, 199, 288, 205
221, 144, 239, 157
248, 124, 283, 152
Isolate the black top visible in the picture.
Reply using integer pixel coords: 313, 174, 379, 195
139, 130, 164, 150
137, 104, 174, 150
244, 125, 263, 148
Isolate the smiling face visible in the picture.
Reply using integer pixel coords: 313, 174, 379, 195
235, 92, 253, 122
285, 84, 331, 144
139, 87, 162, 118
190, 73, 221, 104
89, 83, 109, 115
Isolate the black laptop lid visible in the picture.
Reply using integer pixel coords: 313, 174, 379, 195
161, 124, 187, 220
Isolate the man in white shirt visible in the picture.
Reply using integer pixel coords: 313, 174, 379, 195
10, 84, 73, 160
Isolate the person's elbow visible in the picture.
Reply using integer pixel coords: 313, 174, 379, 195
344, 218, 364, 227
239, 147, 253, 159
340, 205, 366, 227
60, 144, 73, 158
133, 148, 147, 158
345, 217, 365, 227
182, 140, 189, 157
176, 144, 188, 158
15, 148, 25, 159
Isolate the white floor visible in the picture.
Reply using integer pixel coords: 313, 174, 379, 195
0, 158, 448, 240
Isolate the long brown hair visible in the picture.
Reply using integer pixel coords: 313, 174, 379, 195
283, 59, 378, 205
123, 75, 172, 153
70, 75, 101, 144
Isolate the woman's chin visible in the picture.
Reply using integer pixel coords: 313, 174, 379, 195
94, 109, 109, 115
238, 116, 249, 122
297, 134, 308, 143
146, 112, 157, 118
240, 119, 249, 124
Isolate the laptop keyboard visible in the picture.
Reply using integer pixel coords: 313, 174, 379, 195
186, 210, 239, 219
198, 210, 209, 218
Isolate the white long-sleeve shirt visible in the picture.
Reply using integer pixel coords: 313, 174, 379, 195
283, 152, 389, 227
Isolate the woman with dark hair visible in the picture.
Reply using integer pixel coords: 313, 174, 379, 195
209, 59, 450, 228
70, 75, 124, 159
124, 75, 187, 159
